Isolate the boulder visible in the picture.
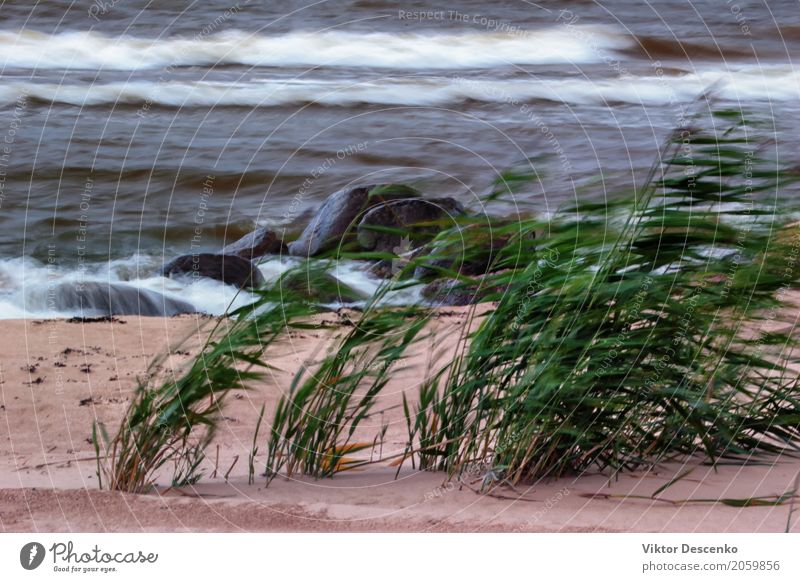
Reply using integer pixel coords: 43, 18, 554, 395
162, 253, 264, 289
369, 259, 395, 279
286, 184, 420, 257
420, 279, 480, 306
414, 224, 534, 280
369, 246, 426, 279
54, 282, 195, 317
357, 197, 465, 253
276, 269, 367, 305
222, 226, 284, 260
420, 275, 505, 307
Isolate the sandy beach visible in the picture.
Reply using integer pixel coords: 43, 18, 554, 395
1, 314, 798, 533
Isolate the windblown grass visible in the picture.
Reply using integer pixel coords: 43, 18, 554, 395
265, 297, 430, 480
93, 282, 321, 493
404, 111, 800, 483
96, 110, 800, 492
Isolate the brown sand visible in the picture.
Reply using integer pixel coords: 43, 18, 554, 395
1, 314, 798, 533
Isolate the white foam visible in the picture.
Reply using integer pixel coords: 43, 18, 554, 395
0, 27, 628, 71
0, 256, 256, 319
330, 260, 424, 307
0, 255, 410, 319
2, 65, 796, 108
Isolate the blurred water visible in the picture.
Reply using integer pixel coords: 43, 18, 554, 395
0, 0, 797, 315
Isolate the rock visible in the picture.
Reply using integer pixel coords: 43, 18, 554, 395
421, 279, 479, 306
286, 184, 420, 257
222, 226, 284, 260
276, 270, 367, 305
54, 282, 195, 317
414, 223, 534, 280
162, 253, 264, 289
421, 274, 505, 306
369, 246, 426, 279
369, 259, 395, 279
357, 197, 465, 253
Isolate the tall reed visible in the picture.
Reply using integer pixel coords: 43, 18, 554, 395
96, 111, 800, 491
93, 280, 321, 493
407, 111, 800, 482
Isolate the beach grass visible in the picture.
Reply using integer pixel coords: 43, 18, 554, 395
92, 282, 321, 493
95, 110, 800, 492
406, 116, 800, 484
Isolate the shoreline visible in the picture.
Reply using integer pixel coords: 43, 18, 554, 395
1, 315, 798, 533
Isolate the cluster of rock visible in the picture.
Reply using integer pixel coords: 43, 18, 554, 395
160, 183, 476, 298
65, 183, 512, 317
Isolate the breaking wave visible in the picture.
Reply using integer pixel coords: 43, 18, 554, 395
0, 255, 419, 319
2, 66, 797, 108
0, 27, 630, 70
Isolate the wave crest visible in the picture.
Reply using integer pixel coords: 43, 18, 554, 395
1, 67, 797, 109
0, 27, 629, 70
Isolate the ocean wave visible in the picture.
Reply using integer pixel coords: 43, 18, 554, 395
2, 66, 798, 108
0, 27, 629, 70
0, 256, 417, 319
0, 256, 252, 318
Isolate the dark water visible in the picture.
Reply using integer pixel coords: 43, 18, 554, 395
0, 0, 798, 265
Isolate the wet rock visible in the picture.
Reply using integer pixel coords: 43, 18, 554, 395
369, 259, 395, 279
53, 282, 195, 317
162, 253, 264, 289
357, 197, 465, 253
286, 184, 420, 257
276, 270, 367, 305
369, 246, 426, 279
222, 226, 284, 260
414, 224, 533, 280
421, 275, 504, 306
421, 279, 479, 306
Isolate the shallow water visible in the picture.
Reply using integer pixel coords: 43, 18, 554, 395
0, 0, 798, 316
